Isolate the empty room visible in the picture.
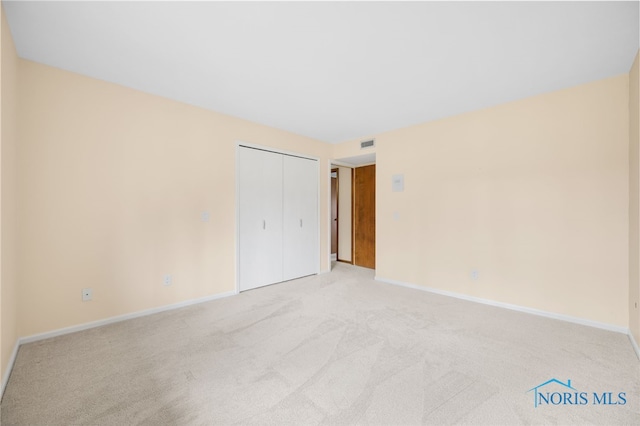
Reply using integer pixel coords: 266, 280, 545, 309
0, 1, 639, 424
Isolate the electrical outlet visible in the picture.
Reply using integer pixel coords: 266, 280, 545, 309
163, 274, 172, 286
82, 288, 92, 301
471, 270, 479, 281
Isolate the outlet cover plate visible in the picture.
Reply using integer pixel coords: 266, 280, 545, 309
82, 288, 93, 301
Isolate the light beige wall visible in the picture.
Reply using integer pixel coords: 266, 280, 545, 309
18, 60, 331, 337
332, 138, 372, 160
337, 166, 352, 262
374, 75, 630, 327
1, 3, 4, 389
332, 136, 377, 163
1, 3, 19, 382
630, 50, 640, 343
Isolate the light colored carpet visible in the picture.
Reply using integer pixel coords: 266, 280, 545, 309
1, 262, 639, 425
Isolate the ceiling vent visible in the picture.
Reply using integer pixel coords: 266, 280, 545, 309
360, 139, 375, 149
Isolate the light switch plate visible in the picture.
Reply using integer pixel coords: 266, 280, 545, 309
392, 174, 404, 192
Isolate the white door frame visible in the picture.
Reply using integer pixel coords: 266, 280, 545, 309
235, 141, 321, 294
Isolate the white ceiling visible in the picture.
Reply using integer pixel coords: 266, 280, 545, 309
4, 1, 639, 144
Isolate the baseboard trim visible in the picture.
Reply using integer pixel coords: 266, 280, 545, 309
20, 290, 236, 345
375, 276, 629, 335
1, 339, 20, 400
2, 289, 235, 399
629, 332, 640, 361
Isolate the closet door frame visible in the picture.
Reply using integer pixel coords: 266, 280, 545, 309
235, 141, 321, 294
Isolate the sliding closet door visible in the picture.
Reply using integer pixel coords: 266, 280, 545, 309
283, 155, 318, 281
238, 147, 283, 291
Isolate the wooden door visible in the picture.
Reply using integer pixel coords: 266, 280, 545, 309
354, 165, 375, 269
331, 170, 338, 255
238, 147, 284, 291
283, 155, 319, 281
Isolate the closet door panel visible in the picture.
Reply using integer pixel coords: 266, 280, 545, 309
283, 155, 318, 281
238, 147, 283, 291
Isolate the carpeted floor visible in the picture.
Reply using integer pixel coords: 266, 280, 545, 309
1, 262, 639, 425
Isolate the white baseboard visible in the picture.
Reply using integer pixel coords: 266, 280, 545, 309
629, 332, 640, 361
19, 290, 237, 345
0, 290, 230, 399
375, 276, 629, 335
1, 339, 20, 399
331, 253, 337, 261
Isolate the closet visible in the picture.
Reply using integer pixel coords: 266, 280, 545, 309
238, 145, 319, 291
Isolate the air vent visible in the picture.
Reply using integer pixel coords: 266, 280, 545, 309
360, 139, 375, 149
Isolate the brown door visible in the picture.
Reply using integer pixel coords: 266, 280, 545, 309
353, 165, 375, 269
331, 170, 338, 255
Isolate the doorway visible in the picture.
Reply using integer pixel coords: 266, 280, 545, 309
331, 169, 338, 261
329, 165, 354, 265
